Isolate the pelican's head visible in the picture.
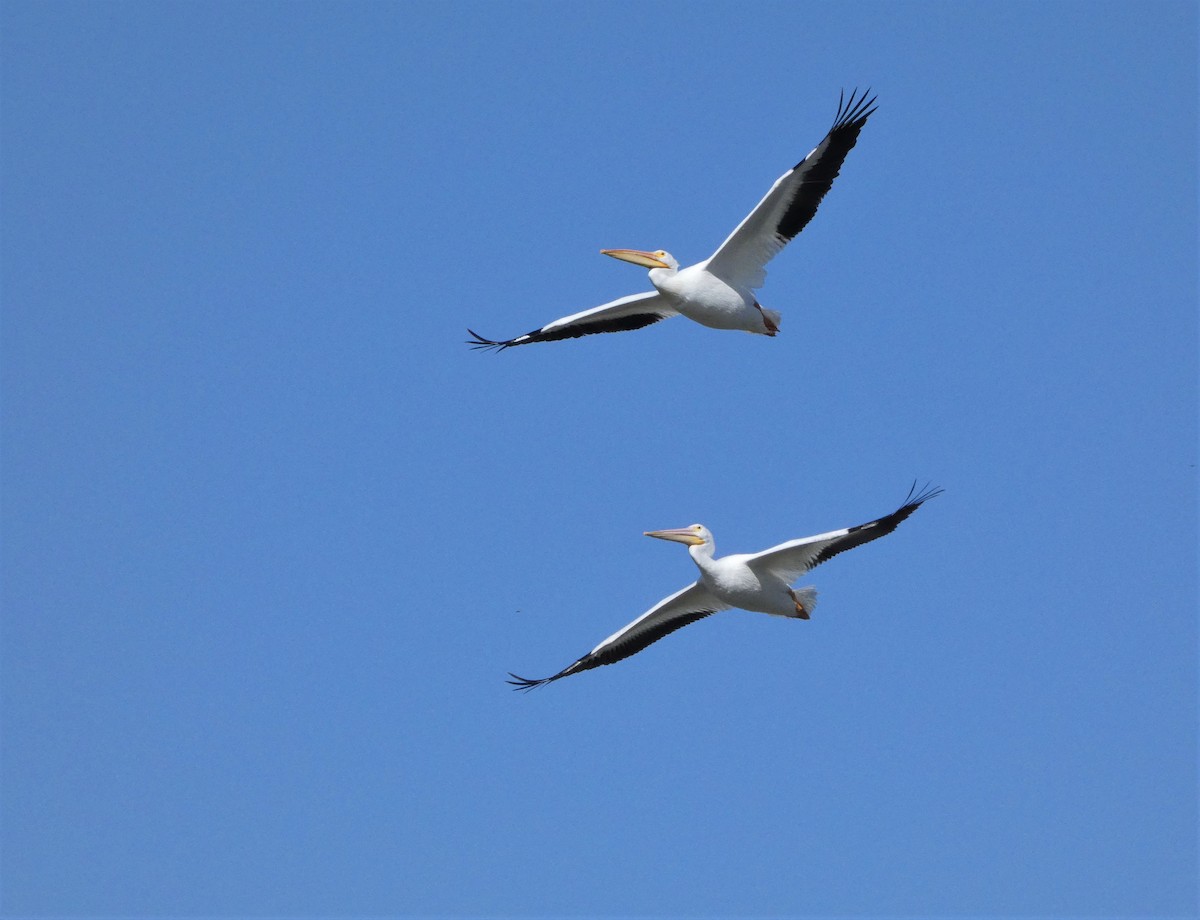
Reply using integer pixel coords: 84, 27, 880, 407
601, 249, 679, 271
644, 524, 711, 547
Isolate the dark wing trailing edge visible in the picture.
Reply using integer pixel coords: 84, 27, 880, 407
506, 582, 724, 691
466, 313, 668, 351
506, 609, 718, 691
746, 482, 942, 584
807, 481, 942, 570
773, 87, 878, 244
467, 291, 676, 351
705, 88, 878, 289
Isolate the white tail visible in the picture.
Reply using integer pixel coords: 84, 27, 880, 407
793, 586, 818, 611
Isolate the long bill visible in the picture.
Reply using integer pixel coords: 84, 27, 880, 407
644, 528, 705, 546
601, 249, 670, 269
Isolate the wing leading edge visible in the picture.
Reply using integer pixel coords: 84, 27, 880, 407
468, 291, 676, 351
506, 582, 727, 690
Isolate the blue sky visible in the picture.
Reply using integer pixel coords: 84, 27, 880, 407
2, 2, 1196, 917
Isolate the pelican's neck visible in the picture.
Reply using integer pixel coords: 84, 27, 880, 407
688, 540, 717, 574
647, 265, 678, 292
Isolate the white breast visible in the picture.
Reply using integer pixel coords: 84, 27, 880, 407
701, 555, 795, 616
657, 265, 759, 331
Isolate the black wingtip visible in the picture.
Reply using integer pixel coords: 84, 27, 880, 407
902, 480, 944, 510
833, 87, 878, 131
466, 328, 511, 352
506, 671, 553, 692
506, 655, 593, 691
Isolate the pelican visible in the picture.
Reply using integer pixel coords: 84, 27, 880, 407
507, 484, 940, 690
468, 89, 876, 351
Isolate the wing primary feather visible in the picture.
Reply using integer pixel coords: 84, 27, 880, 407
832, 87, 877, 132
807, 481, 942, 570
466, 328, 521, 351
902, 479, 944, 507
505, 662, 584, 692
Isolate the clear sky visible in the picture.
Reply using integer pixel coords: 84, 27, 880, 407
2, 2, 1196, 917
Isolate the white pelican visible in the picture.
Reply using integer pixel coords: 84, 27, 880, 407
469, 89, 876, 350
507, 484, 940, 690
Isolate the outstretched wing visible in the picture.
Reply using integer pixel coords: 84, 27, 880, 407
468, 291, 677, 351
704, 89, 877, 290
507, 581, 729, 690
745, 483, 942, 585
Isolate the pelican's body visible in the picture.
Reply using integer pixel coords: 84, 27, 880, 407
690, 544, 802, 617
508, 484, 940, 690
469, 90, 876, 350
646, 257, 779, 335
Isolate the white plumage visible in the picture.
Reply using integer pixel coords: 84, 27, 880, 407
508, 484, 940, 690
469, 89, 876, 350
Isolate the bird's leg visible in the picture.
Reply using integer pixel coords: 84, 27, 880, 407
788, 588, 810, 619
754, 301, 778, 336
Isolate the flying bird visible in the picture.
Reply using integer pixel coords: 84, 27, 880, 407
507, 484, 940, 690
468, 89, 876, 351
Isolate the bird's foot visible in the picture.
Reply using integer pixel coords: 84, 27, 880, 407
755, 301, 779, 337
789, 588, 811, 619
